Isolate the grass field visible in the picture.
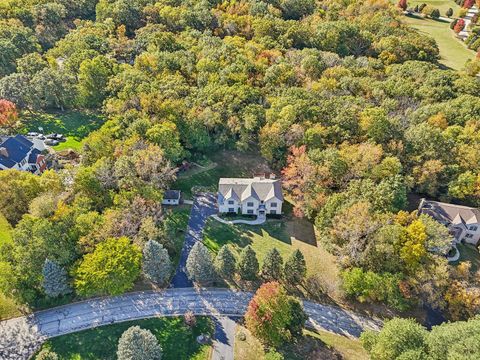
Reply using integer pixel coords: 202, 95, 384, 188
234, 325, 368, 360
174, 150, 271, 198
454, 243, 480, 273
21, 111, 105, 151
403, 15, 476, 70
35, 317, 213, 360
203, 216, 341, 296
407, 0, 460, 15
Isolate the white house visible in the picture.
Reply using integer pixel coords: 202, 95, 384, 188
162, 190, 181, 205
218, 175, 283, 216
0, 135, 47, 175
418, 198, 480, 246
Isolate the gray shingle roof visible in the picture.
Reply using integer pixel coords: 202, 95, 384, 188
419, 199, 480, 226
218, 177, 283, 202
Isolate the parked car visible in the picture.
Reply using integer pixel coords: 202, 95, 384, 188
27, 132, 39, 137
44, 139, 59, 146
46, 134, 57, 139
37, 134, 45, 140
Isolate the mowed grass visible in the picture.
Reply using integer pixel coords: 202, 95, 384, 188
406, 0, 460, 15
403, 15, 476, 70
454, 243, 480, 273
203, 216, 340, 288
174, 150, 271, 198
35, 317, 214, 360
21, 111, 105, 151
234, 325, 368, 360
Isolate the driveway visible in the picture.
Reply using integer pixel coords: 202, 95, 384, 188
0, 288, 382, 360
171, 192, 217, 288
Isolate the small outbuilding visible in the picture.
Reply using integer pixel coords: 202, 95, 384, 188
162, 190, 181, 205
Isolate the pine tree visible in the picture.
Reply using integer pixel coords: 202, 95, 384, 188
117, 326, 162, 360
446, 7, 453, 17
214, 245, 236, 279
186, 242, 216, 285
237, 245, 259, 281
261, 248, 283, 281
283, 250, 306, 286
42, 259, 71, 298
142, 240, 172, 286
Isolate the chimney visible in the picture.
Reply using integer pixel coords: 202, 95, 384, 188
0, 147, 8, 158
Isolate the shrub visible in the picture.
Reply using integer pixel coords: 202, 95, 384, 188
446, 8, 453, 17
454, 19, 466, 33
117, 326, 162, 360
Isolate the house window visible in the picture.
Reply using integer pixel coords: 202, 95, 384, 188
228, 200, 234, 205
271, 202, 277, 208
465, 233, 474, 239
228, 208, 235, 212
470, 226, 478, 231
247, 202, 254, 207
247, 209, 254, 214
270, 210, 277, 215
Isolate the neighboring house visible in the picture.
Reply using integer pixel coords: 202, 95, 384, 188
218, 174, 283, 215
162, 190, 181, 205
418, 198, 480, 246
0, 135, 47, 175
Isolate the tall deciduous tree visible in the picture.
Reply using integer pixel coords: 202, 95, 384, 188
42, 259, 71, 298
78, 55, 118, 108
142, 240, 171, 287
245, 282, 307, 346
237, 246, 259, 281
117, 326, 162, 360
0, 99, 18, 131
73, 237, 142, 297
186, 242, 216, 285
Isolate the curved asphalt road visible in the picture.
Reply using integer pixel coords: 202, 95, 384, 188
0, 288, 382, 360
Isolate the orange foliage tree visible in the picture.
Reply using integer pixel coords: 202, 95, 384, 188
0, 99, 18, 130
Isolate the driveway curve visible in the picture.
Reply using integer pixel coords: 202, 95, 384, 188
0, 288, 382, 360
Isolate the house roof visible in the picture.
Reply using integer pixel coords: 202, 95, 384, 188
0, 135, 34, 168
164, 190, 181, 200
218, 177, 283, 202
28, 149, 41, 164
418, 199, 480, 226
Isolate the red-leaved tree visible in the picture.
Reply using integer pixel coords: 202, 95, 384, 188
464, 0, 475, 8
454, 19, 466, 33
0, 99, 18, 130
244, 282, 307, 346
398, 0, 408, 10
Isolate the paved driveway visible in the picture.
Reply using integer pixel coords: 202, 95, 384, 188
0, 288, 382, 360
171, 193, 217, 288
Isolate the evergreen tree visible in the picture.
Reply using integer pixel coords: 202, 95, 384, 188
237, 245, 259, 281
446, 7, 453, 17
42, 259, 71, 298
214, 245, 236, 279
283, 250, 307, 286
186, 242, 216, 285
117, 326, 162, 360
261, 248, 283, 281
142, 240, 172, 287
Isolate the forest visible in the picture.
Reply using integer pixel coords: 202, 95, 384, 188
1, 0, 480, 342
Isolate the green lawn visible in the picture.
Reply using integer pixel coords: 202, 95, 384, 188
407, 0, 460, 15
203, 216, 340, 286
0, 213, 12, 246
454, 243, 480, 273
36, 317, 214, 360
21, 110, 105, 151
174, 150, 271, 198
234, 325, 368, 360
403, 15, 476, 70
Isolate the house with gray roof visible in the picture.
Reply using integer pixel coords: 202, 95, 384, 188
418, 198, 480, 246
218, 175, 283, 216
0, 135, 47, 175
